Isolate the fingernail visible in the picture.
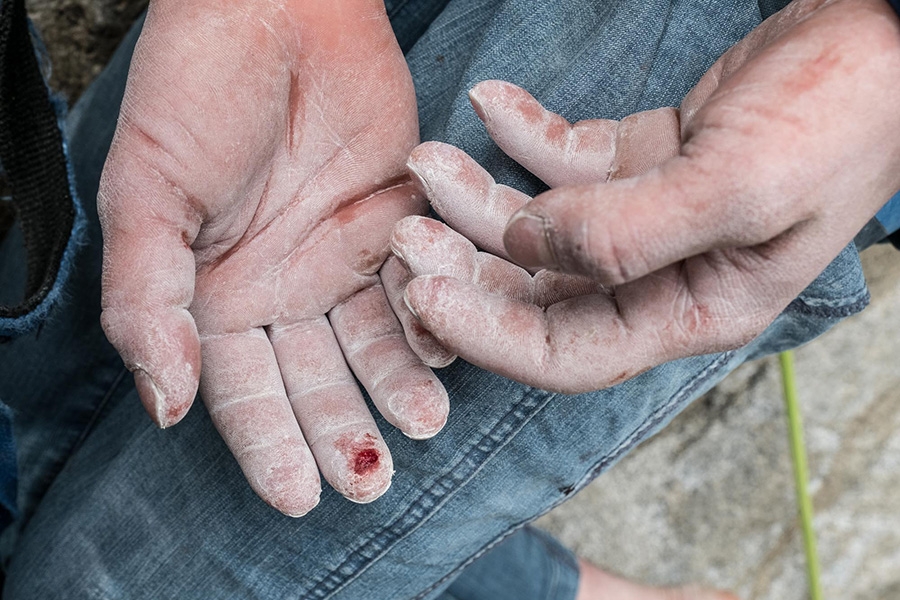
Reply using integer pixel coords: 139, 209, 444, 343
134, 369, 170, 428
406, 159, 432, 198
504, 212, 556, 268
468, 86, 488, 122
403, 287, 421, 320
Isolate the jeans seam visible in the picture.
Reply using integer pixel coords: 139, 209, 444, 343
68, 365, 130, 455
788, 288, 869, 317
412, 350, 737, 600
304, 385, 559, 599
633, 0, 675, 113
387, 0, 412, 19
534, 528, 577, 600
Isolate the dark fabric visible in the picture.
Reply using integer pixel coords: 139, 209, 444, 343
887, 0, 900, 20
889, 228, 900, 250
855, 217, 889, 251
0, 0, 75, 322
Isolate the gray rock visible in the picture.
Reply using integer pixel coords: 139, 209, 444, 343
538, 244, 900, 599
26, 0, 147, 102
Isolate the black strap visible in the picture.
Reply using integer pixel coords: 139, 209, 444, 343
0, 0, 75, 318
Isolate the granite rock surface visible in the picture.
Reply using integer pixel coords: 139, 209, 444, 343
27, 0, 147, 102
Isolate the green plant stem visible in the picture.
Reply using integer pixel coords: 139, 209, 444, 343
779, 350, 823, 600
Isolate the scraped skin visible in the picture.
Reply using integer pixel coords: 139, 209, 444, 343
98, 0, 448, 514
398, 0, 900, 393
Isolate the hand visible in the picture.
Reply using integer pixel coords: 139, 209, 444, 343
392, 0, 900, 393
98, 0, 448, 516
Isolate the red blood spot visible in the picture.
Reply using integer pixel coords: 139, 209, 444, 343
354, 449, 380, 475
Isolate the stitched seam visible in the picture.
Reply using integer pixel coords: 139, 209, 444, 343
787, 290, 869, 318
303, 386, 558, 599
632, 0, 675, 112
68, 365, 130, 454
413, 350, 737, 599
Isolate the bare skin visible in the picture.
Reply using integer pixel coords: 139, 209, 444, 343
98, 0, 449, 516
392, 0, 900, 392
576, 560, 739, 600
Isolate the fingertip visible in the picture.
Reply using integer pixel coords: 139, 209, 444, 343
134, 368, 196, 429
390, 216, 477, 279
260, 462, 322, 518
402, 275, 432, 319
385, 377, 449, 439
407, 142, 489, 203
404, 275, 464, 340
503, 211, 557, 269
389, 214, 425, 260
468, 85, 489, 123
468, 80, 517, 122
326, 431, 394, 504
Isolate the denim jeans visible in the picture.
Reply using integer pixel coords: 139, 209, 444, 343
0, 0, 871, 598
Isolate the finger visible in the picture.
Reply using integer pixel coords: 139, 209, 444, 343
200, 328, 321, 516
468, 80, 617, 187
606, 107, 681, 180
407, 142, 530, 259
392, 215, 603, 307
469, 81, 681, 186
98, 146, 203, 429
191, 181, 425, 333
503, 157, 793, 285
392, 216, 531, 300
330, 284, 449, 439
406, 224, 818, 393
403, 275, 632, 393
380, 256, 456, 368
268, 317, 393, 504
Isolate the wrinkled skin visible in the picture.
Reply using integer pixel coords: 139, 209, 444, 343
393, 0, 900, 393
98, 0, 448, 516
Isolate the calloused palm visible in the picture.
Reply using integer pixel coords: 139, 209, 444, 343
99, 0, 448, 516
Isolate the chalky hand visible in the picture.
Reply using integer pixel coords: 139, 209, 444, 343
393, 0, 900, 392
99, 0, 448, 516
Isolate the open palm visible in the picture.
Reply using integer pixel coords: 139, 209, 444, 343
99, 0, 448, 516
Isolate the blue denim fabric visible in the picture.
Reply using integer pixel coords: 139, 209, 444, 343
437, 527, 579, 600
876, 191, 900, 235
0, 1, 872, 599
0, 12, 91, 534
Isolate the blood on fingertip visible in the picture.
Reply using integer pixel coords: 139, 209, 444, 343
335, 432, 383, 477
354, 449, 380, 475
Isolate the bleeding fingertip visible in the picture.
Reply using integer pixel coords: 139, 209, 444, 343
504, 212, 556, 269
329, 433, 394, 504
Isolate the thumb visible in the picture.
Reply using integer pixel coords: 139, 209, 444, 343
502, 156, 781, 285
98, 144, 202, 428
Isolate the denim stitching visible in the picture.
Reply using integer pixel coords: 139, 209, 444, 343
69, 365, 130, 454
787, 290, 869, 319
633, 0, 675, 113
414, 350, 738, 599
581, 350, 737, 483
305, 385, 558, 599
